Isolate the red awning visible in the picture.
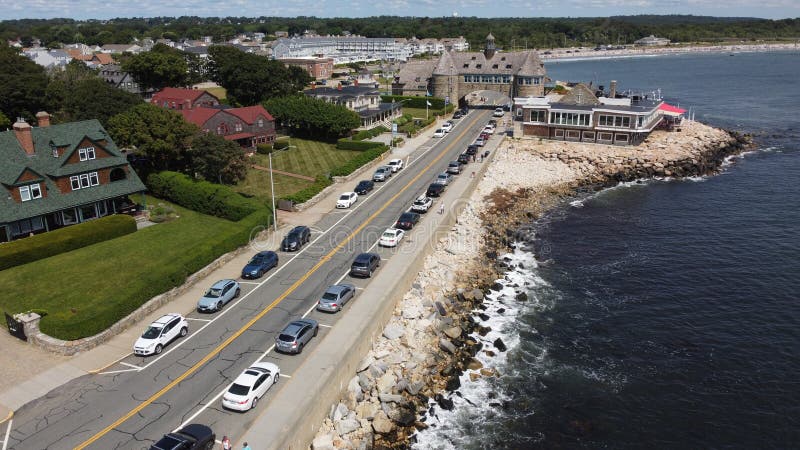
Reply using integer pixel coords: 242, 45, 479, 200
660, 103, 686, 116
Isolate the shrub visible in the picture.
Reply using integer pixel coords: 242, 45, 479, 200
0, 215, 137, 271
336, 139, 385, 151
282, 176, 333, 204
272, 139, 290, 150
329, 145, 388, 177
146, 171, 260, 221
381, 95, 446, 109
351, 126, 388, 141
256, 144, 273, 154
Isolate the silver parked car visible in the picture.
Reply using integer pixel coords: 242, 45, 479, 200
316, 283, 356, 312
197, 279, 241, 313
275, 319, 319, 354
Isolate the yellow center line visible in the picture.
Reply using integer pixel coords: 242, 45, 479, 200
74, 113, 482, 450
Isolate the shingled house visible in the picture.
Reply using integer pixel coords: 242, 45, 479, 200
0, 114, 146, 242
151, 87, 221, 110
177, 106, 277, 151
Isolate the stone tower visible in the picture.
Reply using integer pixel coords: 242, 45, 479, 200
484, 32, 496, 60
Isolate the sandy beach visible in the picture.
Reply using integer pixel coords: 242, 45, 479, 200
539, 42, 799, 62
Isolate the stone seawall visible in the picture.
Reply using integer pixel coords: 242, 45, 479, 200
310, 121, 753, 450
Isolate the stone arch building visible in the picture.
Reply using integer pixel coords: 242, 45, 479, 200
393, 33, 546, 104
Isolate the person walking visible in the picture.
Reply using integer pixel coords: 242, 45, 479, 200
221, 436, 231, 450
242, 442, 251, 450
438, 202, 445, 215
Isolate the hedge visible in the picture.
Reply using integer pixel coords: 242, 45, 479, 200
282, 176, 334, 204
351, 126, 388, 141
329, 145, 388, 177
0, 215, 137, 271
146, 171, 260, 221
336, 139, 385, 151
381, 95, 446, 109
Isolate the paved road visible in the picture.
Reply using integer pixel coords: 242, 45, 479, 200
4, 110, 494, 450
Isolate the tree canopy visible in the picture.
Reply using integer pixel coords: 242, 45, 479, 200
188, 132, 248, 184
0, 44, 49, 121
263, 95, 361, 139
121, 43, 204, 91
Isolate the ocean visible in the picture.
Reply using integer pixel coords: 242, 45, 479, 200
412, 51, 800, 449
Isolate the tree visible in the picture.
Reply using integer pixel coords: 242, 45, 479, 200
107, 103, 198, 172
208, 46, 304, 106
188, 132, 248, 184
122, 48, 189, 91
0, 111, 11, 130
263, 96, 360, 139
286, 65, 313, 92
0, 45, 49, 121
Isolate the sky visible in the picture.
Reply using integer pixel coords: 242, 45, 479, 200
1, 0, 798, 20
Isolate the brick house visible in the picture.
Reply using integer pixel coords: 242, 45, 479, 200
150, 87, 221, 110
178, 106, 276, 151
0, 114, 146, 242
279, 57, 334, 80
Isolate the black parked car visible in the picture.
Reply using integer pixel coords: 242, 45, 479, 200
465, 144, 479, 156
452, 110, 463, 119
241, 251, 278, 279
281, 226, 311, 252
457, 153, 470, 164
355, 180, 375, 195
350, 253, 381, 278
150, 424, 215, 450
395, 212, 421, 230
426, 183, 445, 197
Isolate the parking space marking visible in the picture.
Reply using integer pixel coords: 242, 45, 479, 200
279, 374, 292, 379
97, 368, 139, 375
237, 281, 260, 285
2, 418, 12, 450
119, 362, 141, 369
78, 113, 488, 449
318, 324, 333, 328
185, 317, 212, 322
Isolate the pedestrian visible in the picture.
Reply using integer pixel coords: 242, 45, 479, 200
471, 171, 475, 179
221, 436, 231, 450
242, 442, 251, 450
438, 203, 445, 215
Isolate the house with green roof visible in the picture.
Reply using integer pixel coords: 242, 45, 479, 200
0, 113, 146, 242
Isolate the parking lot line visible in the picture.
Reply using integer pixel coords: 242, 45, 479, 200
97, 368, 139, 375
318, 324, 333, 328
279, 374, 292, 379
119, 362, 141, 369
237, 281, 260, 285
2, 417, 12, 450
185, 317, 212, 322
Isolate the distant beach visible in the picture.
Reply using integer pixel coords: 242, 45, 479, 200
539, 42, 800, 61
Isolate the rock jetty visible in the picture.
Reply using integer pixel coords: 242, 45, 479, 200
310, 121, 752, 450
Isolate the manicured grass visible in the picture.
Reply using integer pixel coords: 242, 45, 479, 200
0, 197, 270, 340
402, 107, 447, 119
235, 138, 362, 199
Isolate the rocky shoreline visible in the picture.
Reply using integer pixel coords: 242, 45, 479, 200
310, 122, 753, 450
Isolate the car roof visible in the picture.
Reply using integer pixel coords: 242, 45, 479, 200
326, 283, 355, 294
389, 158, 401, 163
289, 225, 308, 233
176, 424, 213, 442
210, 279, 234, 289
255, 251, 276, 257
357, 180, 372, 184
285, 319, 317, 332
152, 313, 182, 326
399, 211, 417, 218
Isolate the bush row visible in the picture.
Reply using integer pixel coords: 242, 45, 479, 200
381, 95, 446, 109
336, 139, 386, 151
351, 126, 388, 141
329, 145, 388, 177
282, 176, 334, 204
0, 215, 137, 271
146, 171, 260, 221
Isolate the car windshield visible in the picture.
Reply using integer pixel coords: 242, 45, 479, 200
142, 325, 162, 339
152, 435, 182, 450
278, 333, 295, 342
413, 199, 426, 205
249, 256, 264, 265
339, 194, 350, 200
228, 383, 250, 396
204, 288, 222, 298
382, 231, 395, 238
322, 292, 339, 301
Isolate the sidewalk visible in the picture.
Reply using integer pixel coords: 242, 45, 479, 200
0, 117, 447, 426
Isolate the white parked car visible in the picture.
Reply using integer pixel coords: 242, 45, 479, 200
387, 158, 404, 172
441, 122, 453, 133
433, 129, 445, 138
133, 313, 189, 356
493, 107, 505, 117
379, 228, 405, 247
221, 362, 280, 411
336, 192, 358, 209
410, 195, 433, 213
483, 125, 495, 135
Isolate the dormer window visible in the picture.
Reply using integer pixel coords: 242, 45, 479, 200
492, 64, 498, 69
476, 64, 482, 68
19, 183, 42, 202
78, 146, 96, 161
471, 56, 476, 60
463, 63, 469, 68
235, 122, 243, 132
257, 119, 264, 127
506, 64, 512, 69
501, 57, 506, 61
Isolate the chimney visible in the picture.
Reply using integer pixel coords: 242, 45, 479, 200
36, 111, 50, 127
13, 119, 35, 156
609, 80, 617, 98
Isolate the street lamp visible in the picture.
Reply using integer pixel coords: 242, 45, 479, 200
268, 142, 296, 232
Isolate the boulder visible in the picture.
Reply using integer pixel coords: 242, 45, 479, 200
372, 411, 395, 434
444, 326, 462, 339
434, 394, 455, 410
382, 324, 405, 340
356, 401, 380, 420
379, 393, 404, 403
357, 355, 374, 373
312, 433, 336, 450
439, 338, 457, 354
493, 338, 507, 352
467, 358, 483, 370
358, 372, 373, 392
472, 289, 484, 300
347, 376, 364, 403
333, 402, 349, 422
386, 402, 417, 426
515, 291, 528, 302
376, 371, 397, 393
335, 413, 360, 436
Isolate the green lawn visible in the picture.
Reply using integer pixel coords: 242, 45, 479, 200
234, 138, 361, 199
0, 197, 269, 340
402, 107, 448, 119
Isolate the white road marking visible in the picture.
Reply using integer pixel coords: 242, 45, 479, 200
119, 362, 141, 369
279, 374, 292, 379
318, 324, 333, 328
237, 281, 260, 285
185, 317, 212, 322
97, 368, 139, 375
2, 418, 12, 450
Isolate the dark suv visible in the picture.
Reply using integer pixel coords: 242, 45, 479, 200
426, 183, 445, 197
281, 226, 311, 252
150, 424, 215, 450
350, 253, 381, 278
275, 319, 319, 354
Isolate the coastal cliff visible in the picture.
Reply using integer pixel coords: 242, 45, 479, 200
310, 121, 752, 450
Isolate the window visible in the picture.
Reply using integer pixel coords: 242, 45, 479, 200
62, 208, 78, 225
80, 204, 97, 221
566, 130, 580, 140
598, 132, 614, 142
615, 133, 630, 143
529, 110, 547, 123
234, 122, 243, 132
78, 146, 96, 161
554, 129, 565, 138
549, 112, 591, 126
257, 119, 264, 127
582, 131, 596, 141
598, 115, 631, 128
70, 172, 99, 191
19, 184, 42, 202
